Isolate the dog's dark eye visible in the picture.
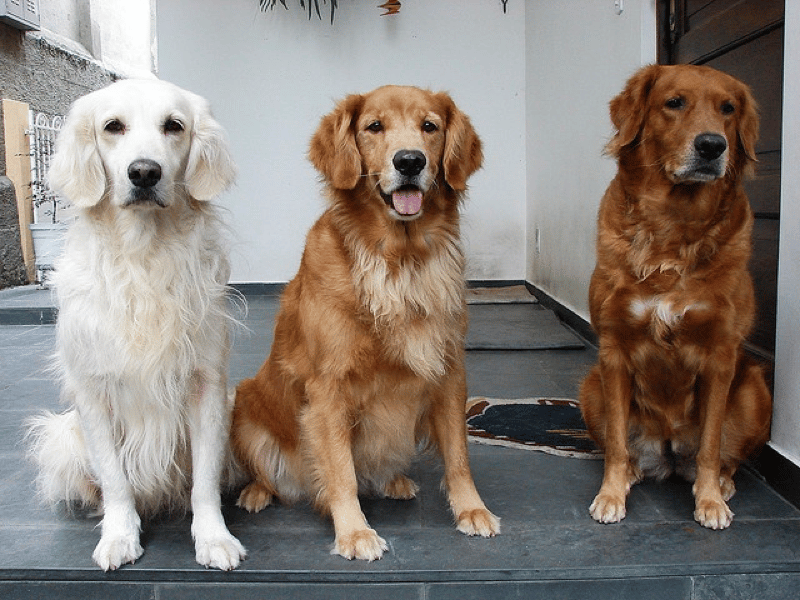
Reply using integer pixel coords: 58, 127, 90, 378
366, 120, 383, 133
721, 101, 735, 115
104, 119, 125, 134
164, 118, 185, 133
422, 121, 438, 133
665, 97, 685, 110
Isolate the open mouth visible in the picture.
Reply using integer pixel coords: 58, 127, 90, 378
380, 185, 423, 217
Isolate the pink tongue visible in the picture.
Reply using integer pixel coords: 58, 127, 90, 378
392, 190, 423, 215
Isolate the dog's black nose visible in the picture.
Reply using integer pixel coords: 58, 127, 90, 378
128, 159, 162, 188
694, 133, 727, 161
393, 150, 426, 177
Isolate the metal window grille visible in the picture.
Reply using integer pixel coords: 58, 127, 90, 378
27, 111, 64, 224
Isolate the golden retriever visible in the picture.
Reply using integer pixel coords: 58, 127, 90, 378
232, 85, 500, 561
26, 79, 246, 570
579, 65, 772, 530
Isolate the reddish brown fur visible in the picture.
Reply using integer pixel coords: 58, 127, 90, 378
231, 86, 499, 561
579, 65, 772, 530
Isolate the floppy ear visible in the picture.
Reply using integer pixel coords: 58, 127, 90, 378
606, 64, 661, 157
735, 82, 759, 178
47, 93, 106, 208
185, 95, 237, 201
308, 94, 363, 190
438, 93, 483, 191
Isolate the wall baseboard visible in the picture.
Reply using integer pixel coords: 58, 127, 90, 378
230, 282, 286, 297
524, 282, 597, 347
232, 280, 532, 296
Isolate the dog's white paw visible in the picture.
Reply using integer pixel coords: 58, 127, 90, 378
92, 534, 144, 571
332, 529, 388, 561
195, 532, 247, 570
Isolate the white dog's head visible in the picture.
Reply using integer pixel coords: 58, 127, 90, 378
49, 79, 236, 210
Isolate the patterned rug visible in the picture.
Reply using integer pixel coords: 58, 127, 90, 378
466, 397, 602, 459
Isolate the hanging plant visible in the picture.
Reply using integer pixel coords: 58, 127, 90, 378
258, 0, 341, 24
258, 1, 510, 24
258, 1, 403, 23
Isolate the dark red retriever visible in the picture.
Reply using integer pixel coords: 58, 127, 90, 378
580, 65, 772, 530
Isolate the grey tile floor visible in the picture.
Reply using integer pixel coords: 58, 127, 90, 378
1, 290, 799, 599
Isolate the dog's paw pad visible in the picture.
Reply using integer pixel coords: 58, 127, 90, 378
333, 529, 388, 561
384, 475, 419, 500
694, 499, 733, 530
92, 535, 144, 571
195, 533, 247, 570
236, 481, 274, 513
456, 508, 501, 537
589, 493, 627, 523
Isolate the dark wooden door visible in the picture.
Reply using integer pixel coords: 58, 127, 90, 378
658, 0, 784, 361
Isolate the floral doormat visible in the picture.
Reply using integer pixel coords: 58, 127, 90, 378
466, 397, 602, 459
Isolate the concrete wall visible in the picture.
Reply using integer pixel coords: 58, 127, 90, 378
157, 0, 527, 283
0, 24, 117, 287
0, 176, 25, 287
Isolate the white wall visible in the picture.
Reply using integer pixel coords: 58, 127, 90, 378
525, 0, 656, 320
156, 0, 526, 283
771, 2, 800, 465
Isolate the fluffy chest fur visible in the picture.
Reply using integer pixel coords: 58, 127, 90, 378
347, 224, 466, 382
54, 204, 230, 387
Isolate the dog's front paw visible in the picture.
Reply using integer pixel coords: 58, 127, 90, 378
694, 498, 733, 530
332, 529, 388, 561
456, 508, 500, 537
92, 534, 144, 571
589, 493, 627, 523
195, 532, 247, 570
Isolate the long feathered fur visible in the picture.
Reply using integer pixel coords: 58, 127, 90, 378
25, 78, 245, 571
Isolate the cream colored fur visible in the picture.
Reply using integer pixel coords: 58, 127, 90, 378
26, 79, 246, 571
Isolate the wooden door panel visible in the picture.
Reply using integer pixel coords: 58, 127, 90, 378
677, 0, 783, 64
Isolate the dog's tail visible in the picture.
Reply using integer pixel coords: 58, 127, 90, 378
25, 410, 100, 509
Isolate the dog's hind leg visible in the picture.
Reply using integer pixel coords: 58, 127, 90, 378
383, 474, 419, 500
26, 408, 100, 508
716, 358, 773, 503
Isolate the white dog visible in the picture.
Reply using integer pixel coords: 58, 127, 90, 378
26, 79, 246, 571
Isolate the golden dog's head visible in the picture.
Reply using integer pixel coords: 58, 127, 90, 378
309, 85, 482, 222
49, 79, 236, 211
606, 64, 759, 183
